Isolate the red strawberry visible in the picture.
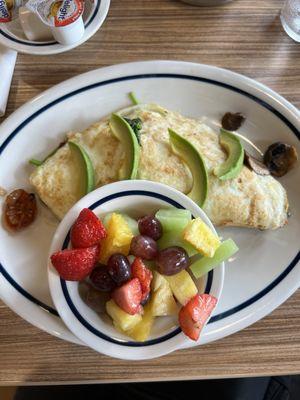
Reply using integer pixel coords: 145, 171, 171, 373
179, 294, 217, 341
131, 257, 153, 303
112, 278, 142, 315
51, 245, 99, 281
70, 208, 107, 248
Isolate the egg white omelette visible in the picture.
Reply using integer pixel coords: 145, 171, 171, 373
30, 104, 288, 229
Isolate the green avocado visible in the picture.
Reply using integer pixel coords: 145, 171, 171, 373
168, 128, 208, 208
214, 128, 244, 180
68, 141, 95, 196
109, 113, 140, 180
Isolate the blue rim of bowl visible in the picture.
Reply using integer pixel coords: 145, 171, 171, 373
0, 72, 299, 326
59, 190, 214, 347
0, 0, 100, 47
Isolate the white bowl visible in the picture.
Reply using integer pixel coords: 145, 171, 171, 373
48, 180, 224, 360
0, 0, 110, 55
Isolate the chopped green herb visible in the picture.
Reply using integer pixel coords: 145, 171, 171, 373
124, 117, 143, 145
29, 159, 43, 166
128, 92, 139, 105
29, 140, 67, 167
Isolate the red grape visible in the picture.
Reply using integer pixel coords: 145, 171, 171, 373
156, 246, 190, 276
107, 253, 131, 285
90, 264, 116, 291
130, 235, 158, 260
138, 215, 162, 240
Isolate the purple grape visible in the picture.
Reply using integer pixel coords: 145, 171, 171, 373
130, 235, 158, 260
138, 215, 162, 240
90, 264, 116, 292
79, 281, 110, 312
156, 246, 190, 276
107, 253, 131, 285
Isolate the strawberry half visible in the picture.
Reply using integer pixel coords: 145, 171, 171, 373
179, 294, 217, 341
131, 257, 153, 303
70, 208, 107, 248
112, 278, 142, 315
51, 245, 99, 281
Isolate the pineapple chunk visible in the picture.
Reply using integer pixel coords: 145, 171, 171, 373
151, 271, 178, 316
99, 213, 134, 263
127, 303, 154, 342
183, 217, 220, 258
165, 270, 197, 305
106, 299, 142, 331
113, 321, 126, 335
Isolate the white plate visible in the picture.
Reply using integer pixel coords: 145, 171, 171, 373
0, 61, 299, 349
0, 0, 110, 55
48, 180, 224, 360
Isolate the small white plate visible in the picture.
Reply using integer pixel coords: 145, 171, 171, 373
48, 180, 224, 360
0, 0, 110, 55
0, 61, 299, 350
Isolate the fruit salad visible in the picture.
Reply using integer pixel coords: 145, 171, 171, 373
50, 208, 238, 342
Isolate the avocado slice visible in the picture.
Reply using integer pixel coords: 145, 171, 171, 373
214, 128, 244, 180
169, 129, 208, 208
109, 113, 140, 180
68, 141, 95, 196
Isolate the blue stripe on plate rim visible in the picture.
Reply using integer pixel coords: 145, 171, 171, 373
0, 72, 299, 327
59, 190, 214, 347
0, 0, 100, 47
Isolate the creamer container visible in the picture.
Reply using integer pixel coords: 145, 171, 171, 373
19, 6, 53, 41
26, 0, 85, 45
0, 0, 24, 23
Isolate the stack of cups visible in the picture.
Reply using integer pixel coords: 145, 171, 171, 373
0, 1, 87, 117
26, 0, 85, 45
0, 0, 86, 45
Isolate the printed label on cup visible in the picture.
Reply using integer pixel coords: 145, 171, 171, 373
26, 0, 84, 27
0, 0, 24, 23
52, 0, 83, 27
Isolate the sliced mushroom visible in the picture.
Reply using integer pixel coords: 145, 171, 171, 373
221, 112, 246, 131
244, 151, 270, 176
264, 142, 298, 177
